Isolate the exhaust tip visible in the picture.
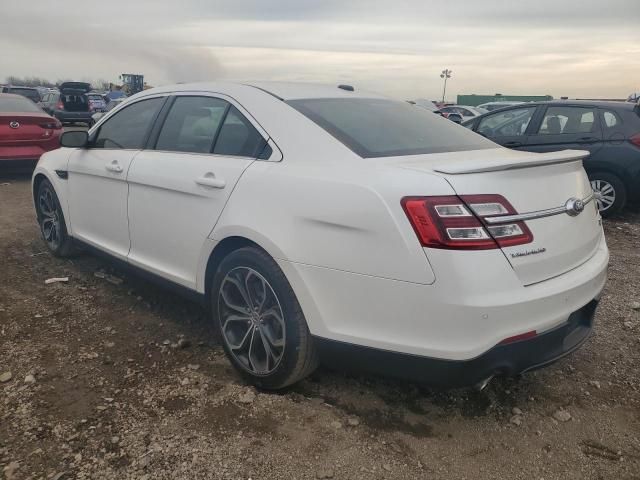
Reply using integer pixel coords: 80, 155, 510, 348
474, 375, 494, 391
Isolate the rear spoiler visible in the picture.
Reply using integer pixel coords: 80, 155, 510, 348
433, 149, 590, 175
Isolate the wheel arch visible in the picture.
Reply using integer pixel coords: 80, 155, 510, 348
32, 170, 73, 235
201, 232, 324, 335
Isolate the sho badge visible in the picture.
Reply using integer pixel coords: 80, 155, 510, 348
511, 247, 546, 259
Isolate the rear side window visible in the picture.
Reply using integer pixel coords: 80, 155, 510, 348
156, 96, 228, 153
537, 106, 596, 135
93, 97, 163, 149
602, 110, 621, 128
477, 107, 536, 137
213, 106, 266, 157
288, 98, 494, 158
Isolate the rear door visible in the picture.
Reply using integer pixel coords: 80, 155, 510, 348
475, 105, 539, 149
524, 104, 604, 157
126, 94, 269, 288
66, 96, 166, 259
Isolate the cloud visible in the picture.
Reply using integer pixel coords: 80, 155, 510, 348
0, 0, 637, 99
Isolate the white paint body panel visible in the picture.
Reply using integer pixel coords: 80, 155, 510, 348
66, 148, 137, 260
127, 150, 253, 289
33, 81, 609, 363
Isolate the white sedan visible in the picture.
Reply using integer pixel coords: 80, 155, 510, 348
32, 82, 608, 390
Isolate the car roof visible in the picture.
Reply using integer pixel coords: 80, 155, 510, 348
137, 81, 386, 101
532, 99, 636, 110
4, 86, 38, 91
444, 105, 480, 109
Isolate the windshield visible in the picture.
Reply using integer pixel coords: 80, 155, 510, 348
0, 95, 43, 113
288, 98, 495, 158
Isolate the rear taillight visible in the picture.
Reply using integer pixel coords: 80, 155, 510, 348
630, 133, 640, 148
56, 101, 64, 110
401, 194, 533, 250
39, 119, 62, 130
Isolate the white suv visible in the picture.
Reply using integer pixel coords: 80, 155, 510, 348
33, 82, 608, 389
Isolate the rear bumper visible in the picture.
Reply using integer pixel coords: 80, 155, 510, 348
315, 299, 598, 388
54, 111, 92, 122
0, 141, 59, 163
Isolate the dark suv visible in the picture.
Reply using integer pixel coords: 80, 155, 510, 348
463, 101, 640, 216
40, 82, 94, 126
1, 86, 41, 103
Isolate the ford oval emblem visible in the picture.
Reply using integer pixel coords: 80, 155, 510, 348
565, 197, 585, 216
9, 121, 20, 129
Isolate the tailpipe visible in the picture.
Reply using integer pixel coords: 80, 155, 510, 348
474, 375, 494, 391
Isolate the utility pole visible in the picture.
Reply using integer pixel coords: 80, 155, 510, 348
440, 69, 452, 103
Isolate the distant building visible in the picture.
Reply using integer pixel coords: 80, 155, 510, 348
457, 93, 553, 106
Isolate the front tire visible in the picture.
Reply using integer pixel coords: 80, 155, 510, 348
36, 179, 75, 257
211, 247, 318, 389
589, 171, 626, 217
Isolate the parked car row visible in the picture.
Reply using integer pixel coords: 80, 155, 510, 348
462, 100, 640, 216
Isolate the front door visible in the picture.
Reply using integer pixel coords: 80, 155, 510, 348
66, 96, 165, 259
127, 95, 267, 289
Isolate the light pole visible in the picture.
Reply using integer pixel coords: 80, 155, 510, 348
440, 69, 452, 103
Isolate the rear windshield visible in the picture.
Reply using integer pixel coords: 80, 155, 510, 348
0, 96, 42, 113
9, 88, 40, 101
288, 98, 495, 158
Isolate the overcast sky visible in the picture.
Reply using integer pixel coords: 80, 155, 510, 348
1, 0, 638, 100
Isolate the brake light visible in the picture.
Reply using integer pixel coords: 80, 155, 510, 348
498, 330, 537, 345
630, 133, 640, 148
39, 119, 62, 130
401, 194, 533, 250
56, 101, 64, 110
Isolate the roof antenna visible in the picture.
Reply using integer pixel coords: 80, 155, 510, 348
338, 84, 354, 92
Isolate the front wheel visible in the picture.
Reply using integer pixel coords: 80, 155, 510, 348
36, 179, 76, 257
211, 247, 318, 389
589, 172, 626, 217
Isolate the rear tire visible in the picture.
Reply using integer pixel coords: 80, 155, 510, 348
36, 179, 76, 257
588, 171, 626, 217
211, 247, 318, 390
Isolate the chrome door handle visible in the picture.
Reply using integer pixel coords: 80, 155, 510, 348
195, 173, 226, 189
105, 161, 123, 173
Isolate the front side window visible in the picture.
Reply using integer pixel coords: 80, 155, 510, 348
537, 106, 596, 135
288, 98, 495, 158
477, 107, 536, 137
93, 97, 164, 149
213, 106, 266, 157
156, 96, 228, 153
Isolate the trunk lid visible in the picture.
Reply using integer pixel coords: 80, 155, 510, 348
0, 113, 57, 144
394, 148, 603, 285
59, 82, 92, 95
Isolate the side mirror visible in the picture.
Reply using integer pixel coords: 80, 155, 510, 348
60, 130, 89, 148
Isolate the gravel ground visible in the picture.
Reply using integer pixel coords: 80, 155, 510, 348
1, 175, 639, 480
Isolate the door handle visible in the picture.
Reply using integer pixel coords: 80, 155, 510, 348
579, 136, 599, 143
105, 161, 123, 173
503, 141, 523, 147
195, 173, 226, 189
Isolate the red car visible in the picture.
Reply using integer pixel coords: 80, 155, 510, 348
0, 93, 62, 168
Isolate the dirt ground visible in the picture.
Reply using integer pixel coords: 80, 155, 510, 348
1, 174, 639, 480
